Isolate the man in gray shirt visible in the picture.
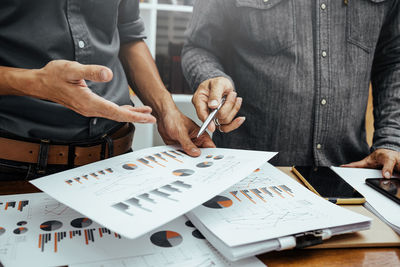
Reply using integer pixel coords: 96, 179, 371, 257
182, 0, 400, 178
0, 0, 214, 180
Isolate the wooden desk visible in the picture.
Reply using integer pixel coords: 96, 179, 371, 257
0, 168, 399, 267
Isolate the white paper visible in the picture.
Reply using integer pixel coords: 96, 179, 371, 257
31, 146, 276, 239
189, 163, 371, 247
0, 192, 265, 267
332, 167, 400, 234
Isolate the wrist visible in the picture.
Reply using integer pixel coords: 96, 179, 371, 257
7, 68, 40, 97
151, 90, 180, 119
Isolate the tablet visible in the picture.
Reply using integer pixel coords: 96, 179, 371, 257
292, 166, 366, 204
365, 178, 400, 205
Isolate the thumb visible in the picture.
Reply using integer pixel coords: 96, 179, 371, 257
178, 134, 201, 157
208, 81, 226, 109
382, 158, 396, 179
67, 62, 113, 83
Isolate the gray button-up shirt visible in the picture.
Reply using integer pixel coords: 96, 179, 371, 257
182, 0, 400, 166
0, 0, 145, 141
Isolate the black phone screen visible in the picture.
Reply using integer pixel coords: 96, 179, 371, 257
366, 178, 400, 205
294, 166, 364, 199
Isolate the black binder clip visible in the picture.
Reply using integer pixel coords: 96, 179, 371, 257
295, 230, 324, 249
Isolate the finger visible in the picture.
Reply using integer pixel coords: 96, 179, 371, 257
218, 97, 242, 124
123, 105, 153, 114
217, 91, 237, 120
83, 93, 156, 123
207, 121, 216, 133
177, 133, 201, 157
382, 158, 396, 179
218, 117, 246, 133
340, 158, 369, 168
192, 92, 210, 122
196, 133, 216, 148
119, 106, 157, 123
66, 62, 113, 83
208, 80, 233, 109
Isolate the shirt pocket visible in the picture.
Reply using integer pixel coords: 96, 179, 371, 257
235, 0, 295, 55
346, 0, 388, 53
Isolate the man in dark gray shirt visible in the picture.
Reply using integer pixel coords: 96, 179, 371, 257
182, 0, 400, 178
0, 0, 214, 180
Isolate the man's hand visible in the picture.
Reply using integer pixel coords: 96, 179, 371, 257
342, 148, 400, 178
25, 60, 156, 123
192, 77, 245, 133
156, 108, 216, 157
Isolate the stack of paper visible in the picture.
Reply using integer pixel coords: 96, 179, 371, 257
187, 163, 372, 261
332, 167, 400, 234
0, 192, 264, 267
0, 146, 378, 266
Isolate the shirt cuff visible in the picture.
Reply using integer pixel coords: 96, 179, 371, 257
188, 70, 235, 93
371, 128, 400, 152
118, 17, 147, 44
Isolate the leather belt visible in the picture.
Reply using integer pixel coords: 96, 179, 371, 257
0, 123, 134, 167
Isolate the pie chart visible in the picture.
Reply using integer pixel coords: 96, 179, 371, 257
196, 162, 213, 168
0, 227, 5, 236
172, 169, 195, 177
203, 195, 233, 209
17, 221, 27, 226
123, 163, 138, 170
40, 220, 63, 231
192, 229, 205, 239
71, 218, 93, 228
13, 227, 28, 235
213, 155, 224, 160
150, 231, 183, 248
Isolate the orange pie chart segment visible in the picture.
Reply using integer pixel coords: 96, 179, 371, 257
203, 196, 233, 209
172, 169, 195, 177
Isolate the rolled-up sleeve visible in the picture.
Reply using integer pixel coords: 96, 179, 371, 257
371, 1, 400, 152
118, 0, 146, 44
181, 0, 234, 91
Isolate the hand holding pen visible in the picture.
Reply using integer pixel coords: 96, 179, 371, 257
193, 77, 246, 138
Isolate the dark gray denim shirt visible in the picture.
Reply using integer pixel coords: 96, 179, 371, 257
0, 0, 145, 142
182, 0, 400, 166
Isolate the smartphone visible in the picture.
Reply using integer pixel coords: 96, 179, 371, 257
365, 178, 400, 205
292, 166, 366, 204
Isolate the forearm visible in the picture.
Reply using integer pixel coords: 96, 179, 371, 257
371, 68, 400, 151
371, 1, 400, 152
0, 66, 37, 96
119, 41, 177, 118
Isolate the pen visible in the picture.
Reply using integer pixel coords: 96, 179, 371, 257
196, 96, 226, 138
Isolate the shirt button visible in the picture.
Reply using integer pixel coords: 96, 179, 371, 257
317, 144, 322, 150
321, 99, 327, 105
92, 118, 97, 125
321, 3, 327, 10
322, 51, 327, 58
78, 40, 85, 49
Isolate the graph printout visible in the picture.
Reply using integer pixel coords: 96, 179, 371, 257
189, 163, 372, 247
31, 146, 276, 239
0, 193, 264, 267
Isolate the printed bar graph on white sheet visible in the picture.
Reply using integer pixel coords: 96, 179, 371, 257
31, 146, 276, 239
